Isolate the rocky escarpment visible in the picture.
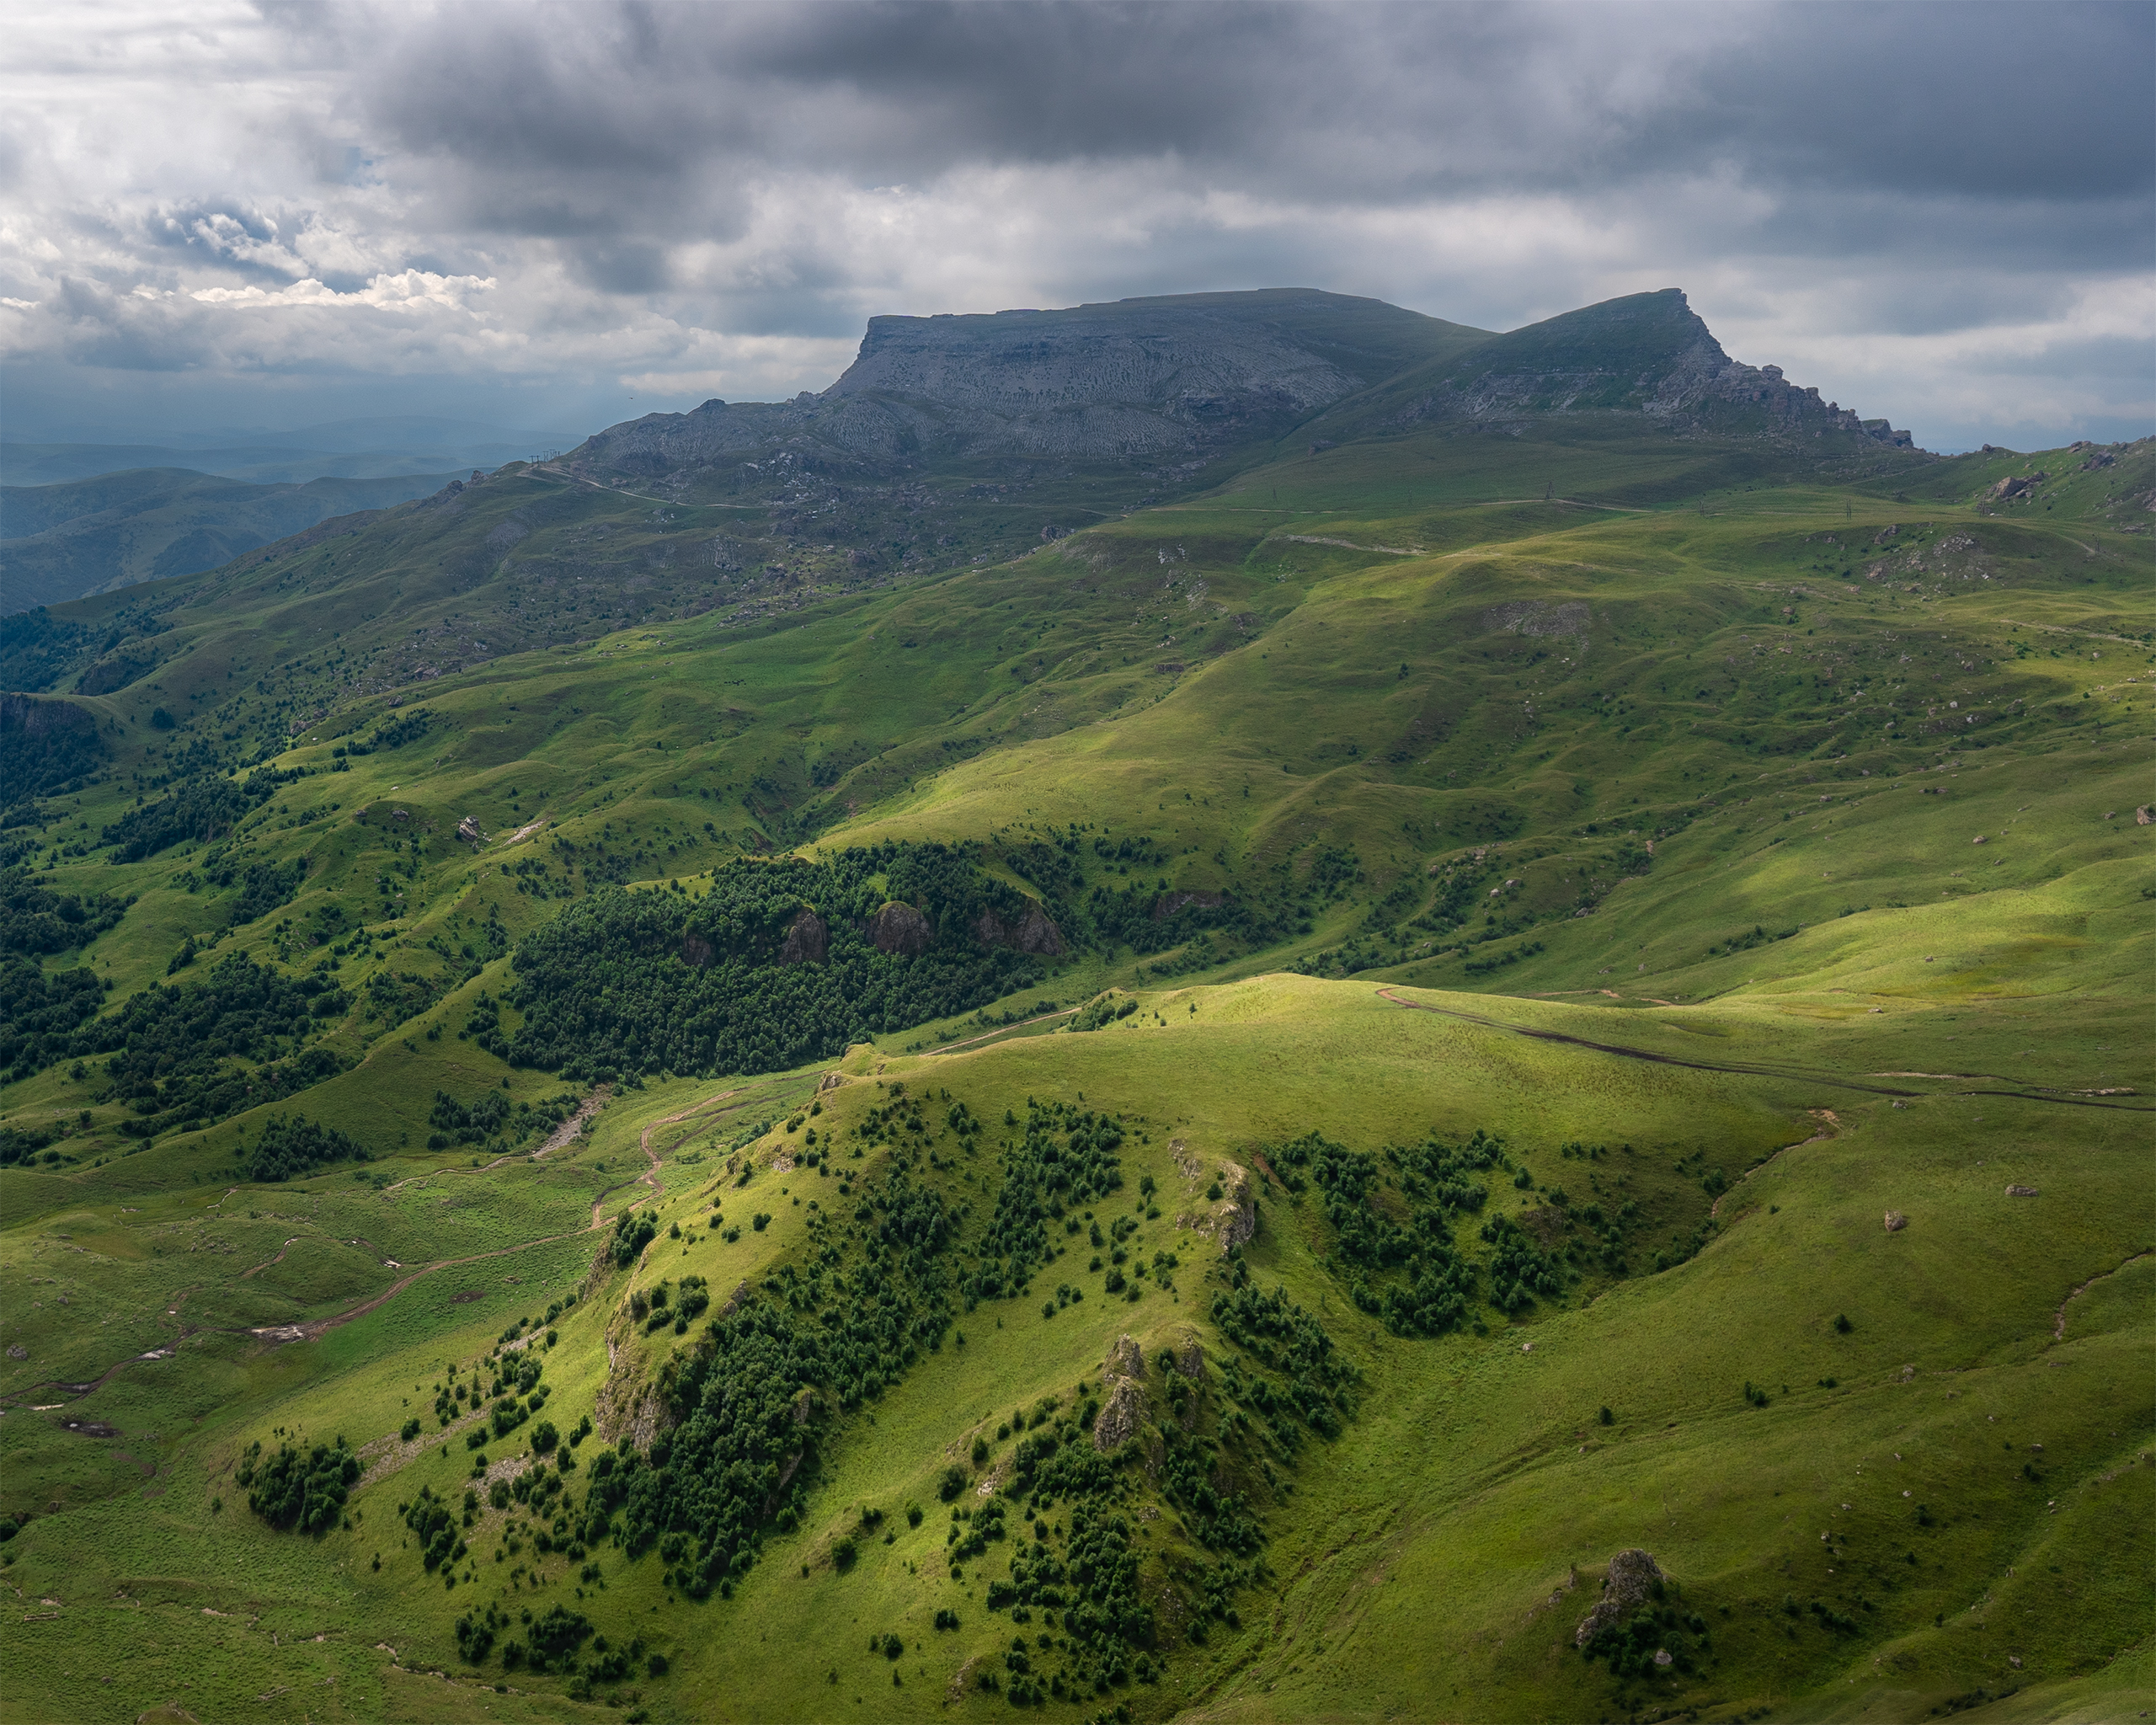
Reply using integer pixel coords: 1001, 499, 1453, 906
1388, 290, 1916, 449
566, 289, 1478, 476
566, 286, 1921, 493
869, 900, 933, 955
1093, 1335, 1148, 1452
973, 900, 1065, 956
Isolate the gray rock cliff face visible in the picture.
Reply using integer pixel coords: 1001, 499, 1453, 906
571, 289, 1477, 473
869, 900, 933, 955
1382, 290, 1916, 448
567, 286, 1919, 484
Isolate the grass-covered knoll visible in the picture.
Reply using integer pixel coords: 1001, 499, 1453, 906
0, 384, 2146, 1722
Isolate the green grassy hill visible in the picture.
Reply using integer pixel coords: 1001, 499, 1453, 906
0, 291, 2148, 1724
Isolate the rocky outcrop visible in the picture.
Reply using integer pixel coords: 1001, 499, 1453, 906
1390, 290, 1918, 450
1169, 1338, 1204, 1381
870, 900, 933, 955
679, 932, 716, 968
1185, 1162, 1257, 1252
1093, 1375, 1146, 1453
1102, 1334, 1144, 1384
455, 815, 484, 843
777, 910, 828, 966
974, 901, 1065, 956
1884, 1210, 1908, 1232
1575, 1549, 1664, 1648
1151, 889, 1223, 921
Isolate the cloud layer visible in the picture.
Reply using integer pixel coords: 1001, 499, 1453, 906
3, 0, 2149, 449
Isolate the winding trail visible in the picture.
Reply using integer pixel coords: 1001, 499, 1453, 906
1712, 1110, 1838, 1221
926, 1007, 1079, 1055
382, 1085, 611, 1194
1374, 988, 1920, 1096
2054, 1252, 2149, 1342
585, 1087, 739, 1229
1372, 989, 2154, 1111
239, 1237, 302, 1279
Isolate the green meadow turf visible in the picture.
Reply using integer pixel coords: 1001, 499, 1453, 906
1, 422, 2148, 1722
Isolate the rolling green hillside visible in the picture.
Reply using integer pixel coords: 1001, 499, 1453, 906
0, 290, 2149, 1725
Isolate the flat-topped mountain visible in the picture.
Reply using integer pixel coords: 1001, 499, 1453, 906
567, 286, 1913, 489
573, 288, 1487, 475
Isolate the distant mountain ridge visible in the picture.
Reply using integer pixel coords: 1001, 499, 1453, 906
572, 289, 1491, 476
569, 286, 1914, 489
0, 468, 462, 614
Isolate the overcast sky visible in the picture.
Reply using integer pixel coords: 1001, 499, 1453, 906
3, 0, 2148, 452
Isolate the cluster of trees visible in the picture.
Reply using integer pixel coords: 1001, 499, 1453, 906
504, 845, 1055, 1079
100, 765, 296, 862
0, 957, 108, 1084
554, 1163, 969, 1603
67, 951, 348, 1136
239, 1436, 362, 1533
429, 1086, 511, 1146
337, 708, 432, 756
0, 863, 130, 957
1579, 1593, 1708, 1680
223, 857, 307, 926
1269, 1128, 1503, 1335
1479, 1212, 1570, 1313
964, 1100, 1125, 1302
1209, 1280, 1357, 1441
0, 693, 108, 815
430, 1347, 545, 1429
3, 945, 349, 1134
243, 1113, 367, 1182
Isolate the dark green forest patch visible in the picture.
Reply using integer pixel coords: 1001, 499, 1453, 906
504, 846, 1059, 1079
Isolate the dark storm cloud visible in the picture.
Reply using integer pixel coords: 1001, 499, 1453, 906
353, 2, 2152, 232
2, 0, 2147, 448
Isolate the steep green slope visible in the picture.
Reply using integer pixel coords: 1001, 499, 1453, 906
0, 299, 2148, 1724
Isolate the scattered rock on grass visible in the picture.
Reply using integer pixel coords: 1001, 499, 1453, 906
2006, 1184, 2039, 1198
1884, 1210, 1908, 1231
